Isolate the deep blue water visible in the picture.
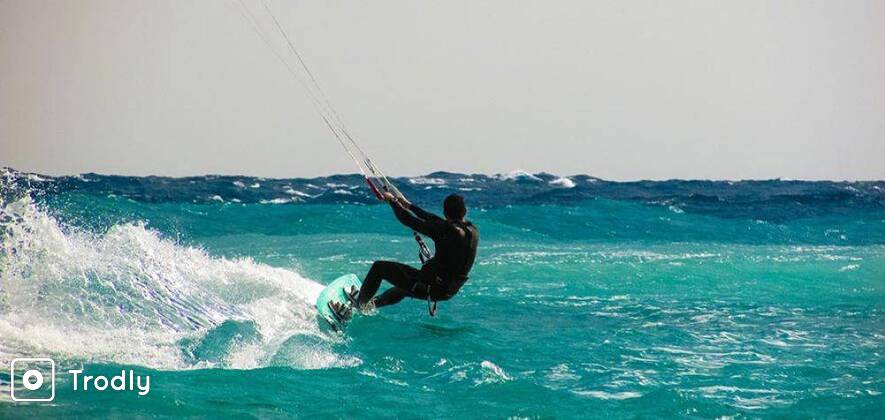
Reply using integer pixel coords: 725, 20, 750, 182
1, 168, 883, 418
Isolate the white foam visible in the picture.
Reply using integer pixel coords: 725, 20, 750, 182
283, 187, 312, 198
409, 177, 447, 186
839, 264, 860, 272
549, 177, 576, 188
572, 390, 642, 400
0, 197, 339, 371
494, 170, 542, 181
259, 198, 292, 204
476, 360, 512, 385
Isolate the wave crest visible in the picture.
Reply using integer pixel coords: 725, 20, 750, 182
0, 197, 340, 370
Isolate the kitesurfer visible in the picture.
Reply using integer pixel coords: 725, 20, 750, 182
349, 193, 479, 311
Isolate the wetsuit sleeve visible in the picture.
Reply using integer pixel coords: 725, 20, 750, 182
391, 202, 443, 239
407, 203, 444, 223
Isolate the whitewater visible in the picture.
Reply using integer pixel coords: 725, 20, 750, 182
0, 195, 351, 371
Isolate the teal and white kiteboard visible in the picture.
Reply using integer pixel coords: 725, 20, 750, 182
315, 273, 362, 331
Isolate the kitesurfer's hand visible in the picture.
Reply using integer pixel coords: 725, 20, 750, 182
381, 192, 396, 202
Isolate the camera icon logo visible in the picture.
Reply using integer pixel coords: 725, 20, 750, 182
9, 358, 55, 402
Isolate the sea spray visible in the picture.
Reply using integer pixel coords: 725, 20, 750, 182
0, 196, 339, 370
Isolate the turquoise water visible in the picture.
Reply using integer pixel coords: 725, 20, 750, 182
1, 169, 883, 418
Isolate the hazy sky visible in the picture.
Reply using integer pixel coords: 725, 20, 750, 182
1, 0, 883, 180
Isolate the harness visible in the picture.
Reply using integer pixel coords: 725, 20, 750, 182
411, 281, 440, 317
417, 221, 475, 317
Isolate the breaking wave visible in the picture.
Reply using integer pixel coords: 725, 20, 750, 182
0, 196, 350, 371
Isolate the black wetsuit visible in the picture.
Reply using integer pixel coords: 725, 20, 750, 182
357, 201, 479, 308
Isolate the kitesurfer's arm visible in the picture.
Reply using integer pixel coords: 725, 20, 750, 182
387, 193, 443, 222
407, 203, 444, 222
389, 201, 437, 238
384, 195, 441, 239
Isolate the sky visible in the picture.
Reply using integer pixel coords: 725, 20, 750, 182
1, 0, 883, 180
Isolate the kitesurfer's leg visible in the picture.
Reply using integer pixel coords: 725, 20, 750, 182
373, 287, 410, 308
357, 261, 421, 307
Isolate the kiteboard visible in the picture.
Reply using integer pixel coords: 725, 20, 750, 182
316, 274, 362, 331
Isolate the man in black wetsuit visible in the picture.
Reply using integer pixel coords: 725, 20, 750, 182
354, 193, 479, 310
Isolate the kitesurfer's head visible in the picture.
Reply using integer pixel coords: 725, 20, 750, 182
444, 194, 467, 221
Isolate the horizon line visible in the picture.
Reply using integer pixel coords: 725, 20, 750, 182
3, 166, 884, 184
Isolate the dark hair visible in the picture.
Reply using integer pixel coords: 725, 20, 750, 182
444, 194, 467, 220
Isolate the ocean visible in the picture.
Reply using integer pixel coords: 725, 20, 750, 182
1, 167, 883, 418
